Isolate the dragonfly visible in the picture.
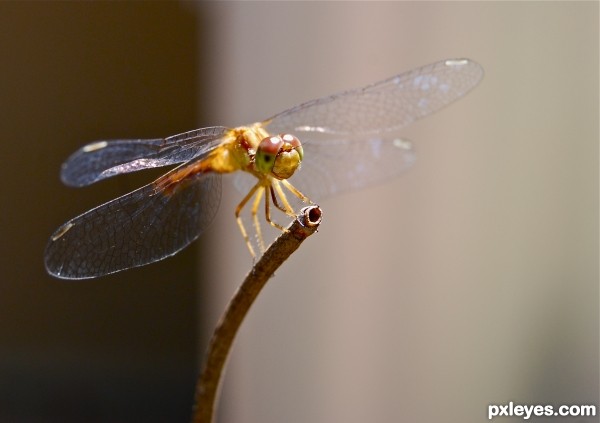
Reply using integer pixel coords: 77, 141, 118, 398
45, 58, 483, 279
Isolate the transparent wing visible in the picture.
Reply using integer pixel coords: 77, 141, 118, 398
263, 59, 483, 135
292, 133, 416, 200
234, 132, 416, 202
61, 126, 229, 187
238, 59, 482, 201
45, 163, 222, 279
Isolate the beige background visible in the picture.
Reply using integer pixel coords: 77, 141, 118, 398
200, 2, 598, 423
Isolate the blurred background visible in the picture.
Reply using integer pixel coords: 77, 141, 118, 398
0, 2, 597, 423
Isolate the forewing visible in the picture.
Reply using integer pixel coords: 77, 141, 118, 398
45, 167, 222, 279
291, 133, 415, 200
234, 132, 416, 202
61, 126, 229, 187
263, 59, 483, 135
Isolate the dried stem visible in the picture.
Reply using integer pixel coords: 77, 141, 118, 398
192, 205, 323, 423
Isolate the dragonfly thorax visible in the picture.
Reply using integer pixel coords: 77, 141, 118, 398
255, 134, 303, 180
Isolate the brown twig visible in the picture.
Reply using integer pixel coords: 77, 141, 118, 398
192, 205, 323, 423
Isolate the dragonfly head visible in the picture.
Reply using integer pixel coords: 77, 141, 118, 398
255, 134, 303, 180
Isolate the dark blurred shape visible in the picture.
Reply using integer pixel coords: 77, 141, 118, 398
0, 2, 207, 422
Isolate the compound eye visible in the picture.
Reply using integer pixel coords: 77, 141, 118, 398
281, 133, 303, 162
281, 133, 301, 148
255, 136, 284, 173
259, 136, 284, 155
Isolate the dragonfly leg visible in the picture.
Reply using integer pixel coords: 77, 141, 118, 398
251, 186, 266, 252
281, 179, 312, 204
264, 187, 287, 232
235, 182, 262, 257
269, 185, 288, 214
272, 180, 296, 217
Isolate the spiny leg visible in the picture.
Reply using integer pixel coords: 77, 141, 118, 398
272, 179, 296, 217
281, 179, 312, 204
270, 185, 288, 214
251, 186, 266, 252
235, 182, 262, 257
264, 183, 287, 232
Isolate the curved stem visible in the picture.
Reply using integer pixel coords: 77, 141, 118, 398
192, 205, 323, 423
